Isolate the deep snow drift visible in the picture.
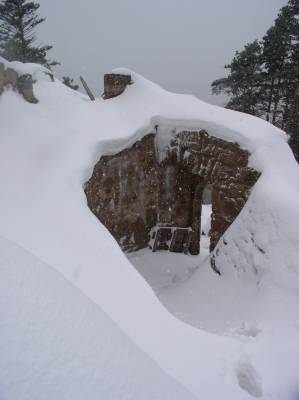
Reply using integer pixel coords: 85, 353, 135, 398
0, 236, 196, 400
1, 57, 299, 399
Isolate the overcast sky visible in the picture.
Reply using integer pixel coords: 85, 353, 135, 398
37, 0, 286, 105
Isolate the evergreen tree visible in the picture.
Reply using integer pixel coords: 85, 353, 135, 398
261, 0, 298, 126
285, 36, 299, 161
211, 40, 263, 116
211, 0, 299, 161
282, 0, 299, 160
62, 76, 79, 91
0, 0, 58, 67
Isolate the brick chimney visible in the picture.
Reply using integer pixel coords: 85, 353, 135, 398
103, 73, 132, 99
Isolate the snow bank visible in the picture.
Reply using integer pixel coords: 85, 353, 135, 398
0, 58, 299, 399
0, 236, 197, 400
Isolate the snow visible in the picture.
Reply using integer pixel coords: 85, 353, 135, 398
129, 206, 212, 295
0, 55, 52, 82
201, 203, 211, 236
0, 236, 196, 400
1, 58, 299, 399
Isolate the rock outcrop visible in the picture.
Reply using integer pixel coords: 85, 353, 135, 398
0, 62, 38, 103
85, 128, 260, 256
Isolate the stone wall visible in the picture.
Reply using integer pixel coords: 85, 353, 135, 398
85, 129, 260, 255
0, 62, 37, 103
85, 134, 158, 251
169, 131, 260, 251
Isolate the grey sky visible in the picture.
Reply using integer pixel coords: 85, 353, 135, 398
37, 0, 286, 105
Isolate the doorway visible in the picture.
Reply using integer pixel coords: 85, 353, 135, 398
200, 186, 212, 253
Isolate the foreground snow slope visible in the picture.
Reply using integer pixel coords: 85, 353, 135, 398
129, 248, 299, 399
1, 58, 299, 399
0, 236, 196, 400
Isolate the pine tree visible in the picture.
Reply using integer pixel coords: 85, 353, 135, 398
281, 0, 299, 160
261, 0, 299, 126
285, 25, 299, 161
0, 0, 58, 68
211, 40, 263, 115
62, 76, 79, 91
211, 0, 299, 161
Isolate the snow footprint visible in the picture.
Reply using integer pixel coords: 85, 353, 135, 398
236, 360, 263, 397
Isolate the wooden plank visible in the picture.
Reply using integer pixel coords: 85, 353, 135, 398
80, 76, 95, 101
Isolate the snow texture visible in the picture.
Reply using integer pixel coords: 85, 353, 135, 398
0, 236, 196, 400
1, 58, 299, 399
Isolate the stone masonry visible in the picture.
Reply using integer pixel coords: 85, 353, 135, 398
85, 134, 158, 252
85, 129, 260, 255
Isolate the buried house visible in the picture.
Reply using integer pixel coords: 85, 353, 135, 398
85, 73, 260, 263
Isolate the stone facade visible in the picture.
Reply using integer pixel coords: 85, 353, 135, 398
85, 130, 260, 255
0, 62, 38, 103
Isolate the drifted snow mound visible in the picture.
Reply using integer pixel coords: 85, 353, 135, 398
0, 236, 196, 400
0, 57, 299, 399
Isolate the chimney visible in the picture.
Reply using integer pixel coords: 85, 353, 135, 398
103, 73, 132, 99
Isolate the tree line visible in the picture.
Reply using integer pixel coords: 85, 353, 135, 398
212, 0, 299, 161
0, 0, 78, 89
